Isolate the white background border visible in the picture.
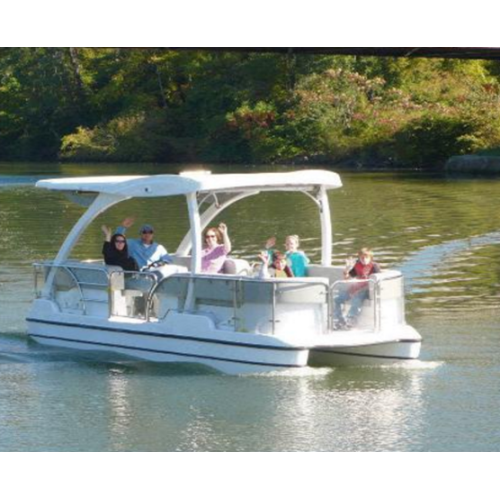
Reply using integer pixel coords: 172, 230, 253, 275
1, 0, 496, 479
1, 1, 494, 46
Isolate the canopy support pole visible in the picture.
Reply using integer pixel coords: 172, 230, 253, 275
319, 187, 332, 266
185, 193, 202, 311
42, 193, 126, 298
176, 191, 259, 256
186, 193, 202, 274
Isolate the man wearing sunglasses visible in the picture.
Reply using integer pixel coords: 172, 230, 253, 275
116, 216, 172, 270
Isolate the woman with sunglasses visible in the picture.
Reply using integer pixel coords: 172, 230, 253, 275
201, 222, 232, 274
101, 225, 139, 271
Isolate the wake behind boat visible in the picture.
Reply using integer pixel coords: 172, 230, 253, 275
26, 170, 421, 374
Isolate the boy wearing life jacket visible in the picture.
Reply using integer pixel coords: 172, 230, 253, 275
334, 247, 380, 329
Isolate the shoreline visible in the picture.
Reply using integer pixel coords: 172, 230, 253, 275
0, 157, 434, 173
445, 155, 500, 175
2, 155, 500, 176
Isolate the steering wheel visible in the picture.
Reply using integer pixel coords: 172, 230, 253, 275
142, 259, 169, 271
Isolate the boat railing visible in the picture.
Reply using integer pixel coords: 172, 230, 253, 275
33, 262, 158, 317
330, 272, 404, 332
34, 261, 404, 331
34, 262, 111, 315
108, 270, 159, 318
331, 277, 380, 331
147, 274, 330, 335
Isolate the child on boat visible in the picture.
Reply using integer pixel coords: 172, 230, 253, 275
258, 251, 294, 279
334, 247, 380, 329
265, 234, 310, 277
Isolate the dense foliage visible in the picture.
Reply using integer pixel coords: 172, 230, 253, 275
1, 48, 500, 168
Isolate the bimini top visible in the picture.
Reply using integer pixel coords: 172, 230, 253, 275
36, 170, 342, 198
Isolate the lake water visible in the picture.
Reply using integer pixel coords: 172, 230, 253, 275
1, 162, 499, 451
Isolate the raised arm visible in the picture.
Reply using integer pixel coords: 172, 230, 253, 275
265, 236, 276, 250
258, 251, 270, 279
344, 256, 356, 279
116, 216, 135, 235
101, 225, 112, 242
218, 223, 231, 254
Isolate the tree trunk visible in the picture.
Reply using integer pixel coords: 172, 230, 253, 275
154, 63, 168, 108
68, 48, 86, 96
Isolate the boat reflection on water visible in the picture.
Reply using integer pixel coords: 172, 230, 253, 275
102, 361, 438, 451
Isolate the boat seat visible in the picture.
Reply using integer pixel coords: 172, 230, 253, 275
169, 255, 191, 269
222, 258, 251, 276
50, 268, 77, 291
272, 277, 330, 304
48, 262, 124, 291
307, 264, 344, 284
169, 256, 251, 275
105, 266, 126, 290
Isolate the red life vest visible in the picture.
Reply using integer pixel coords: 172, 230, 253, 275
349, 260, 377, 296
353, 260, 375, 279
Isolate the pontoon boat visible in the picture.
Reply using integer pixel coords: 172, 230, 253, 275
26, 170, 421, 374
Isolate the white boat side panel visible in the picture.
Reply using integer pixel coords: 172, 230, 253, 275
28, 335, 302, 375
26, 309, 310, 374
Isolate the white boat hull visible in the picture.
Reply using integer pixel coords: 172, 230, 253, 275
28, 317, 421, 371
308, 326, 422, 367
26, 302, 309, 375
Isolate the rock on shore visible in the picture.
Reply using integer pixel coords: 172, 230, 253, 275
445, 155, 500, 174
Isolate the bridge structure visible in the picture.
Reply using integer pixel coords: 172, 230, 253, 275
170, 47, 500, 60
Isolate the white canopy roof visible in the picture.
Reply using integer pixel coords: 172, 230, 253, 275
35, 170, 342, 198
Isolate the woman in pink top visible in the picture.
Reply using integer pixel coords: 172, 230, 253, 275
201, 223, 231, 273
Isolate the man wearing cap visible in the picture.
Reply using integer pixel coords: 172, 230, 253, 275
115, 217, 172, 269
